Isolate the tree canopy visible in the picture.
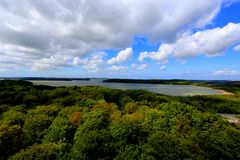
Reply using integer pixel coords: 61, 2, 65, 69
0, 80, 240, 159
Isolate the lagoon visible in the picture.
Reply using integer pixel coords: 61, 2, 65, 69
30, 79, 223, 96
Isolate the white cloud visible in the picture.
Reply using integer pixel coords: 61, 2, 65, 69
156, 60, 169, 65
108, 65, 128, 72
31, 51, 107, 71
72, 57, 88, 66
160, 65, 167, 71
139, 44, 173, 62
0, 69, 5, 73
32, 54, 72, 71
139, 64, 147, 70
0, 0, 233, 71
139, 23, 240, 62
0, 63, 20, 72
82, 52, 107, 72
177, 59, 187, 64
31, 50, 132, 73
108, 48, 133, 64
213, 69, 240, 76
131, 63, 147, 70
233, 44, 240, 51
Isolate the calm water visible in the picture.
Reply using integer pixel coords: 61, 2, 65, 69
30, 79, 223, 96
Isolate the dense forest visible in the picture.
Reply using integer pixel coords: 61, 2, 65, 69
0, 80, 240, 159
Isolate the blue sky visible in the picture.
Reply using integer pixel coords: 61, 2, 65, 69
0, 0, 240, 79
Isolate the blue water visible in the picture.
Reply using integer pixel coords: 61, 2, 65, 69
30, 79, 223, 96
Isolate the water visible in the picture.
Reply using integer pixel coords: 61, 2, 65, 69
30, 79, 223, 96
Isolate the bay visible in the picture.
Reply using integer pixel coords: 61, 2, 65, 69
30, 79, 223, 96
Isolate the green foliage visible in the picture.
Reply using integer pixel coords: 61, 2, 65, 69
191, 124, 240, 159
43, 116, 75, 143
23, 113, 52, 144
110, 111, 146, 148
143, 131, 189, 160
22, 94, 38, 107
0, 124, 23, 159
1, 109, 25, 125
27, 105, 60, 117
0, 104, 10, 115
0, 80, 240, 159
119, 95, 134, 109
76, 98, 96, 107
70, 109, 114, 159
178, 95, 240, 113
53, 95, 75, 106
114, 144, 144, 160
9, 143, 63, 160
124, 102, 139, 113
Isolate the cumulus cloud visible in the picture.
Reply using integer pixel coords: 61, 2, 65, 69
32, 54, 72, 71
139, 23, 240, 62
82, 52, 107, 72
108, 65, 128, 72
139, 44, 173, 62
213, 69, 240, 76
72, 57, 88, 66
160, 65, 167, 71
31, 51, 107, 71
233, 44, 240, 51
108, 48, 133, 64
131, 63, 147, 70
0, 0, 233, 71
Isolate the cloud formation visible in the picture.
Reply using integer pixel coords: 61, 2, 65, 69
0, 0, 239, 75
0, 0, 229, 71
131, 64, 147, 70
82, 52, 107, 72
160, 65, 167, 71
108, 48, 133, 64
108, 65, 128, 72
139, 23, 240, 62
32, 54, 72, 71
213, 69, 240, 76
233, 44, 240, 51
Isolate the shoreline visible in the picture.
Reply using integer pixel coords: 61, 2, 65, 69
216, 89, 233, 95
192, 84, 233, 95
203, 86, 233, 95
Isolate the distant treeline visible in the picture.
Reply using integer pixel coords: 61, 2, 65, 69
1, 77, 90, 81
103, 79, 195, 84
103, 79, 240, 93
102, 78, 225, 85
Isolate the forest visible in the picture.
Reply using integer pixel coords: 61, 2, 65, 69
0, 80, 240, 160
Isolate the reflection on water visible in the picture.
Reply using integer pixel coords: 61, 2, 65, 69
30, 79, 223, 96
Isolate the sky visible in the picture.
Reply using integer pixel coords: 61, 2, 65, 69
0, 0, 240, 80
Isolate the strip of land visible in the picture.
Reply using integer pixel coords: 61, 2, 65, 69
0, 77, 90, 81
103, 78, 240, 94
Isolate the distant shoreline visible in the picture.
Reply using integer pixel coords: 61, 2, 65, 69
199, 86, 233, 95
103, 78, 237, 95
102, 78, 231, 85
0, 77, 90, 81
0, 78, 238, 95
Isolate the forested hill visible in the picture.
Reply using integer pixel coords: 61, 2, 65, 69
0, 80, 240, 159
